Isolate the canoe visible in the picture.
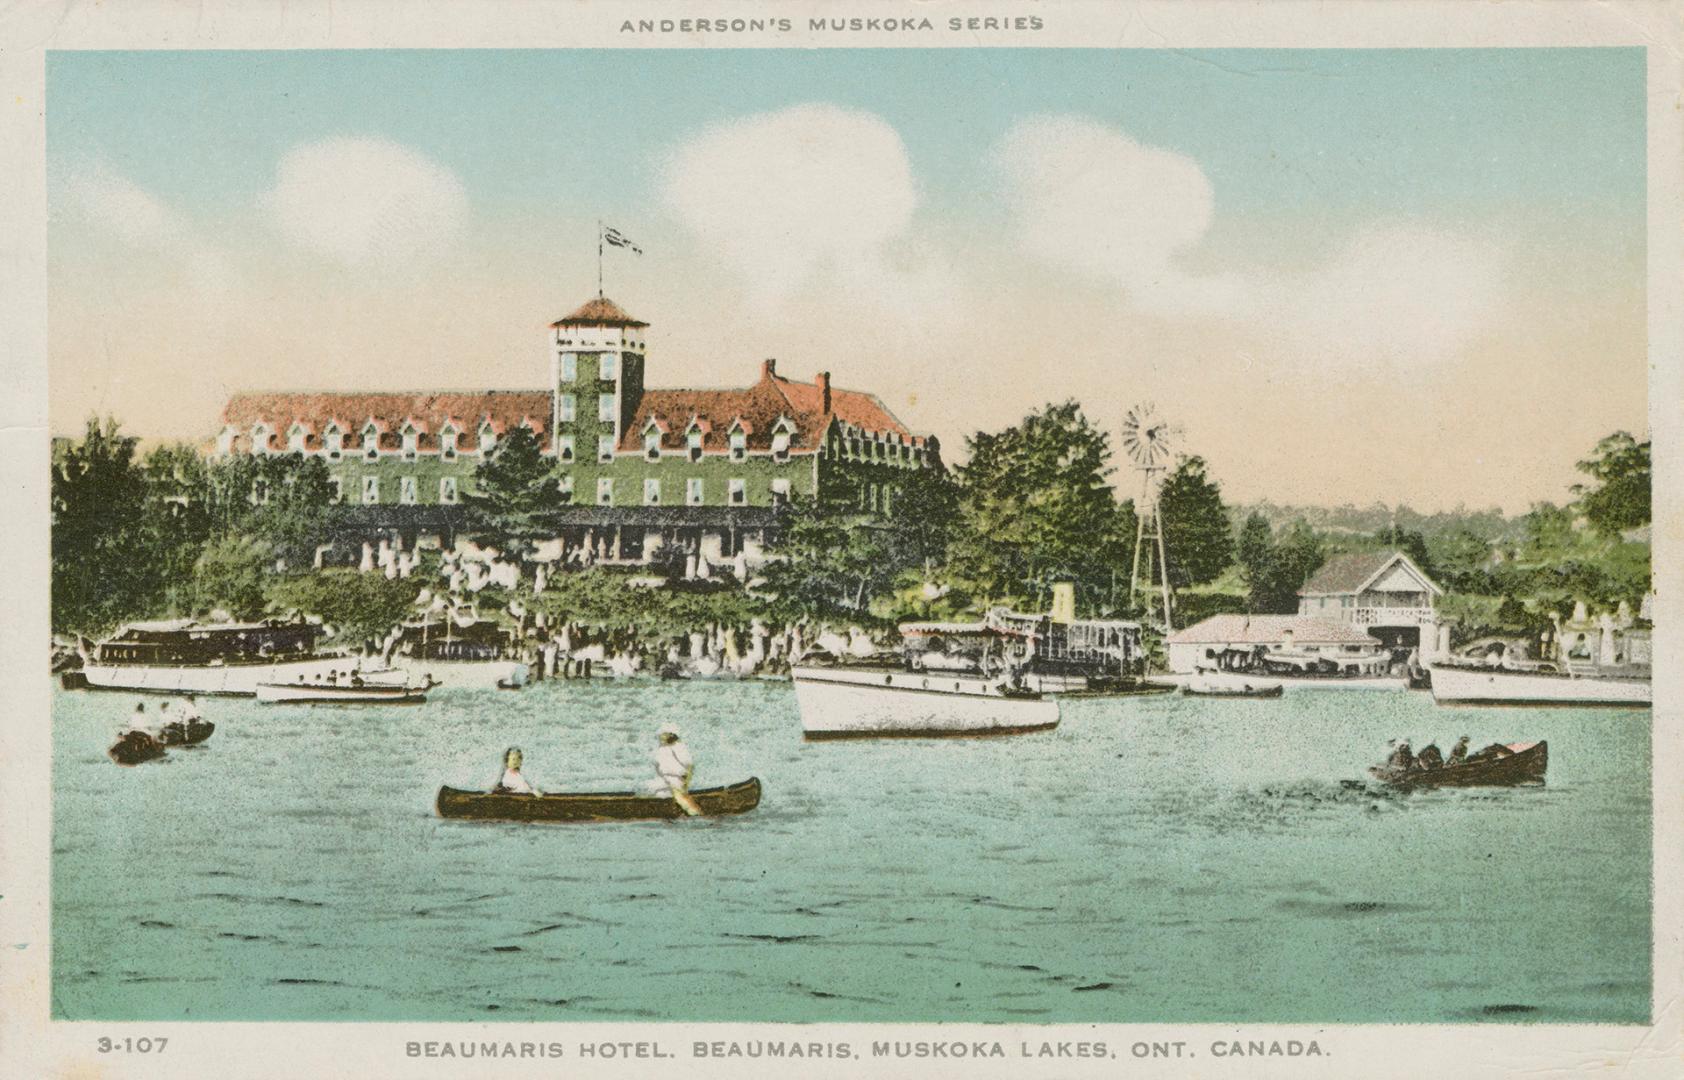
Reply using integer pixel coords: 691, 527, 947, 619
435, 777, 762, 823
158, 718, 214, 746
256, 681, 427, 704
1369, 740, 1547, 788
109, 731, 167, 766
1182, 681, 1283, 699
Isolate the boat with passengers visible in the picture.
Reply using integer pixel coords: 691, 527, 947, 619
69, 618, 365, 697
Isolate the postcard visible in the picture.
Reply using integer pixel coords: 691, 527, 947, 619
1, 1, 1679, 1077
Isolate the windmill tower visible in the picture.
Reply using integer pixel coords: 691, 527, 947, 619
1123, 403, 1178, 631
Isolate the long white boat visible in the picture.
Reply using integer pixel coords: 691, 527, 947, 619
1428, 662, 1651, 707
70, 619, 389, 697
256, 679, 428, 705
791, 664, 1059, 739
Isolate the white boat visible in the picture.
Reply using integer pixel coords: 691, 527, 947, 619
255, 679, 429, 705
791, 664, 1059, 739
81, 656, 353, 696
1427, 662, 1651, 707
71, 619, 365, 697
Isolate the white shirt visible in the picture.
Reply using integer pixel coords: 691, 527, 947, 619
497, 768, 538, 794
653, 741, 693, 785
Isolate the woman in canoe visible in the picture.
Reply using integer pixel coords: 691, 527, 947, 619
651, 723, 701, 817
492, 747, 542, 796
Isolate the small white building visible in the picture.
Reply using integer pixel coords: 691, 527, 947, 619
1164, 614, 1388, 675
1297, 550, 1445, 658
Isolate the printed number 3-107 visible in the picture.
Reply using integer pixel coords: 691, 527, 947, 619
97, 1037, 167, 1053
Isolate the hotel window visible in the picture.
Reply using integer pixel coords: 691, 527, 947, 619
438, 476, 458, 505
251, 479, 270, 505
216, 428, 236, 456
561, 353, 577, 381
686, 478, 704, 506
250, 424, 270, 455
327, 476, 342, 503
479, 425, 496, 454
600, 353, 617, 380
362, 426, 380, 459
771, 429, 791, 462
598, 435, 615, 463
288, 427, 307, 453
440, 428, 457, 460
557, 474, 574, 501
325, 429, 343, 461
400, 476, 418, 505
559, 393, 576, 422
729, 478, 747, 506
644, 478, 661, 506
771, 478, 791, 506
729, 431, 747, 461
688, 431, 703, 462
644, 432, 661, 460
598, 393, 616, 423
882, 485, 893, 516
402, 429, 419, 460
596, 477, 614, 506
362, 476, 380, 504
557, 434, 575, 463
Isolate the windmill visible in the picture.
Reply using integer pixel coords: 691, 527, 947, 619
1123, 402, 1178, 630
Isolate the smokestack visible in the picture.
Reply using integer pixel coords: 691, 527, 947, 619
761, 358, 777, 381
816, 371, 831, 413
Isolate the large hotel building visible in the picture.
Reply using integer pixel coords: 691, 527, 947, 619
214, 295, 940, 571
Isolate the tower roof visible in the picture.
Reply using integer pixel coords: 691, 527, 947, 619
551, 296, 648, 328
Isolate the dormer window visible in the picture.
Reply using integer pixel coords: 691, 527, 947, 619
363, 424, 380, 460
216, 427, 236, 457
729, 430, 747, 461
324, 425, 343, 461
287, 425, 308, 454
440, 424, 458, 460
645, 432, 661, 461
250, 423, 271, 456
401, 425, 419, 460
771, 421, 794, 463
479, 423, 496, 454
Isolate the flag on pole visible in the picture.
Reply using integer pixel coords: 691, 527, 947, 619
602, 226, 642, 255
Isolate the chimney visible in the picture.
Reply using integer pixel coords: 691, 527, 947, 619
761, 358, 777, 381
816, 371, 831, 413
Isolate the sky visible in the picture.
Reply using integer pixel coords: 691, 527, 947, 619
46, 48, 1647, 513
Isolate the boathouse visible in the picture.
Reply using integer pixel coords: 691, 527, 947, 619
1295, 550, 1444, 655
1163, 614, 1388, 675
212, 295, 939, 579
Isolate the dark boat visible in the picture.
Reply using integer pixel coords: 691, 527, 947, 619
1182, 681, 1284, 699
158, 718, 215, 746
435, 777, 762, 823
1369, 741, 1547, 788
108, 731, 167, 766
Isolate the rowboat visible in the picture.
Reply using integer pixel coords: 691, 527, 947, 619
158, 718, 214, 746
108, 731, 167, 766
434, 777, 762, 823
1369, 740, 1548, 788
1182, 679, 1283, 699
255, 681, 427, 705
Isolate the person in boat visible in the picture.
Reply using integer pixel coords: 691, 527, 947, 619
1468, 741, 1516, 764
492, 747, 541, 796
1446, 735, 1471, 768
651, 723, 702, 817
1385, 740, 1414, 771
1415, 742, 1444, 770
350, 671, 365, 688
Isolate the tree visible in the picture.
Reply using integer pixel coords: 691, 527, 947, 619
191, 536, 273, 619
1371, 524, 1432, 578
1157, 455, 1232, 590
948, 401, 1133, 612
202, 452, 336, 564
761, 496, 897, 622
268, 569, 422, 653
1234, 513, 1324, 613
463, 426, 559, 570
882, 464, 962, 572
1426, 527, 1492, 593
1234, 512, 1276, 613
51, 417, 163, 634
1572, 431, 1650, 535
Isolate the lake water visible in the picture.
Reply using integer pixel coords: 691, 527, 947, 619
51, 679, 1651, 1023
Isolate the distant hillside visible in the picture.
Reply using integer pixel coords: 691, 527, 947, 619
1227, 501, 1518, 543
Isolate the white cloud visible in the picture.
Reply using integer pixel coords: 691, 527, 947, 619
994, 115, 1507, 365
58, 165, 236, 300
661, 103, 953, 316
259, 137, 468, 270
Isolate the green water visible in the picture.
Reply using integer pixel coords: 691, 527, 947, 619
51, 680, 1651, 1022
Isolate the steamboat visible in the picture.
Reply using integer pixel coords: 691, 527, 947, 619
69, 619, 357, 697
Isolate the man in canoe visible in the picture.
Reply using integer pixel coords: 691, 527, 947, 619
492, 747, 542, 796
1446, 735, 1471, 768
1385, 739, 1414, 771
652, 723, 702, 817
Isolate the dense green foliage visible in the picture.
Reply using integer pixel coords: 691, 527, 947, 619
1234, 513, 1325, 613
464, 425, 560, 565
1572, 432, 1650, 536
1157, 455, 1232, 591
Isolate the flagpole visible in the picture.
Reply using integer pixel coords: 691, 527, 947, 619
597, 219, 603, 298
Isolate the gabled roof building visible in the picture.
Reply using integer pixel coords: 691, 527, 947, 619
213, 295, 940, 576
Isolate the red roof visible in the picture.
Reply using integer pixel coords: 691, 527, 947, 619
550, 295, 648, 328
220, 391, 553, 453
618, 360, 922, 454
